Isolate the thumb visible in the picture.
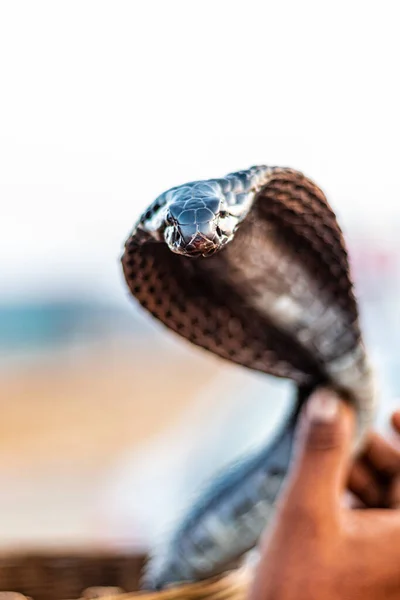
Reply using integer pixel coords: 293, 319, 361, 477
282, 388, 355, 520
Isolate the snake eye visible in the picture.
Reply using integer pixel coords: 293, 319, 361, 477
166, 213, 174, 225
219, 210, 229, 218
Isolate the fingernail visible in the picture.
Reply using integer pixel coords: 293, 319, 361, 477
307, 389, 339, 423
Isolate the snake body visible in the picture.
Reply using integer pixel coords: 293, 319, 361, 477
121, 166, 377, 589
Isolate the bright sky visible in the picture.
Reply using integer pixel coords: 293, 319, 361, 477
1, 1, 399, 303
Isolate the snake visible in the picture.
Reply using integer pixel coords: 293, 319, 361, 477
121, 166, 377, 590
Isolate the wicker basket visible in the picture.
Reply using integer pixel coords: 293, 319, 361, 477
0, 553, 251, 600
0, 552, 144, 600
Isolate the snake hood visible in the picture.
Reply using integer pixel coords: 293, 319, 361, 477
122, 165, 377, 589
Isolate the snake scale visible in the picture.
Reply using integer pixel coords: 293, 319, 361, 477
121, 166, 377, 590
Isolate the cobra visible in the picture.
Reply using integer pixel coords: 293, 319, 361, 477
122, 166, 377, 590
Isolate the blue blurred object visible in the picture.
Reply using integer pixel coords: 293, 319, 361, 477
0, 298, 155, 366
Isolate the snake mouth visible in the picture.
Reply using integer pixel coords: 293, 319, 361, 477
165, 227, 221, 258
183, 246, 218, 258
174, 243, 219, 258
184, 234, 219, 257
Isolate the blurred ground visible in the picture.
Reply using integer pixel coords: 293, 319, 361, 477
0, 339, 217, 471
0, 333, 218, 549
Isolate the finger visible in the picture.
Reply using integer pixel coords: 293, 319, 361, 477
281, 387, 355, 520
362, 432, 400, 478
348, 460, 383, 507
391, 410, 400, 435
388, 476, 400, 508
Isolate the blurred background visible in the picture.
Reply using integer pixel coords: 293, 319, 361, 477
1, 0, 400, 559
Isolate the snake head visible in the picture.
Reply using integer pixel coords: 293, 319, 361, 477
164, 196, 237, 258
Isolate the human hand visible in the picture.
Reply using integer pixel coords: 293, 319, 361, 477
250, 389, 400, 600
348, 410, 400, 509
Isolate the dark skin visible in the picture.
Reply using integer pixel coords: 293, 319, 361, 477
250, 389, 400, 600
